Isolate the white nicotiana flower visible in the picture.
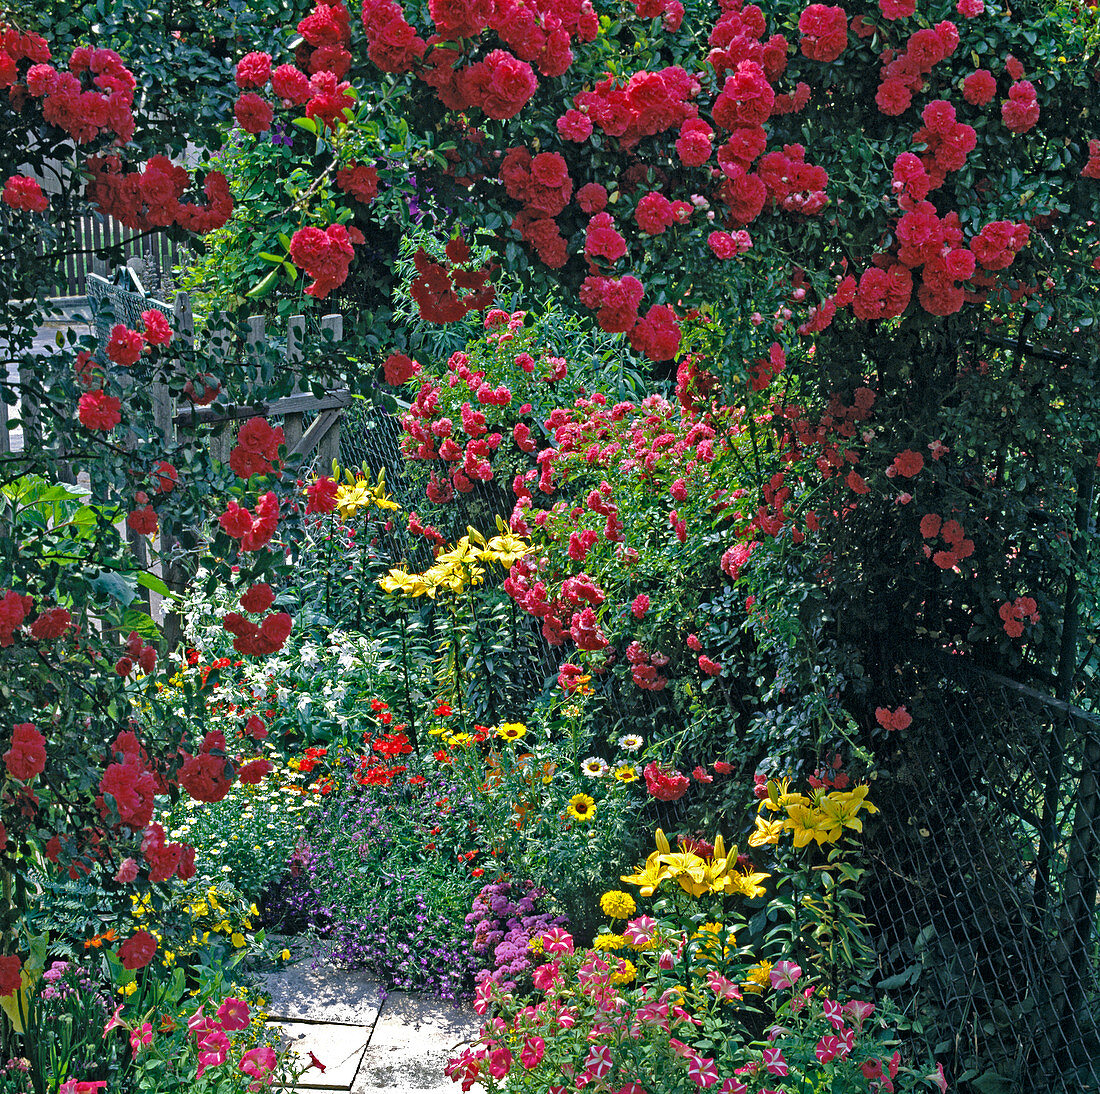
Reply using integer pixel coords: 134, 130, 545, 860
581, 756, 610, 778
300, 643, 320, 667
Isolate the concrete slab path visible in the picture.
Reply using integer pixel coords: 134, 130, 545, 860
261, 961, 480, 1094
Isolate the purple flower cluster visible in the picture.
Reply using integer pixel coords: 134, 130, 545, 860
465, 879, 568, 992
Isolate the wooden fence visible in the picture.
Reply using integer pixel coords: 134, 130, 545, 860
39, 213, 188, 299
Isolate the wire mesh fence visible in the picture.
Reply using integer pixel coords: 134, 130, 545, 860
865, 652, 1100, 1093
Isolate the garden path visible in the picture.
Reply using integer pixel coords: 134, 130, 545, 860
260, 960, 480, 1094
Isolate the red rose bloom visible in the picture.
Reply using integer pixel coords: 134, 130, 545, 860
384, 352, 420, 385
575, 183, 607, 214
106, 324, 144, 368
289, 224, 357, 298
118, 930, 157, 970
336, 164, 380, 204
556, 109, 592, 142
466, 49, 538, 119
0, 956, 22, 996
78, 389, 121, 431
272, 64, 312, 105
963, 69, 996, 106
1001, 80, 1039, 134
585, 212, 627, 263
306, 476, 339, 514
29, 607, 71, 641
798, 4, 848, 63
126, 506, 158, 536
234, 92, 273, 134
643, 761, 689, 802
2, 175, 49, 212
238, 758, 273, 785
5, 723, 46, 781
235, 51, 272, 89
240, 583, 275, 613
141, 309, 172, 347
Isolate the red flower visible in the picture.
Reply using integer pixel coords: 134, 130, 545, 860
557, 109, 593, 142
963, 69, 996, 106
141, 310, 172, 347
635, 191, 675, 236
234, 92, 273, 134
643, 762, 689, 802
290, 224, 358, 299
576, 183, 608, 213
229, 417, 285, 480
238, 759, 273, 785
875, 705, 912, 731
336, 164, 380, 204
127, 506, 158, 536
29, 607, 71, 641
178, 752, 233, 804
464, 50, 538, 120
585, 212, 627, 264
889, 450, 924, 478
78, 390, 121, 431
118, 930, 157, 970
0, 955, 22, 996
878, 0, 914, 18
1001, 80, 1039, 134
236, 51, 272, 89
2, 175, 48, 212
240, 583, 275, 613
798, 4, 849, 63
5, 723, 46, 781
99, 759, 157, 828
698, 654, 723, 676
384, 353, 420, 386
306, 476, 339, 514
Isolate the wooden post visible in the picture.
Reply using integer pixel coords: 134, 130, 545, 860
206, 309, 234, 464
317, 313, 344, 470
283, 314, 306, 450
161, 293, 194, 651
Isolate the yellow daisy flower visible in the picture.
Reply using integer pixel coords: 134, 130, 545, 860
567, 793, 597, 822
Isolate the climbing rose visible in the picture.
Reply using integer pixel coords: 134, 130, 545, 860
643, 762, 689, 801
235, 52, 272, 88
29, 607, 71, 641
5, 723, 46, 781
798, 4, 849, 63
240, 583, 275, 613
106, 324, 144, 367
78, 390, 121, 431
234, 92, 273, 134
875, 706, 913, 731
963, 69, 996, 106
2, 175, 48, 212
141, 310, 172, 346
0, 956, 22, 996
118, 930, 157, 970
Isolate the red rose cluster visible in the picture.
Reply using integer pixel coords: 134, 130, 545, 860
999, 596, 1039, 638
229, 417, 286, 479
1, 174, 48, 212
643, 761, 689, 801
0, 30, 137, 145
500, 147, 573, 269
5, 722, 46, 781
289, 224, 363, 299
919, 512, 975, 569
86, 154, 232, 234
360, 0, 595, 118
875, 705, 913, 731
0, 589, 33, 646
218, 491, 280, 552
409, 240, 495, 323
223, 582, 292, 656
178, 730, 235, 804
114, 629, 157, 677
798, 4, 848, 63
77, 389, 122, 431
336, 163, 380, 204
874, 20, 959, 117
97, 729, 159, 829
627, 642, 671, 691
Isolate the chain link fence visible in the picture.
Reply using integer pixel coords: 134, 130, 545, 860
866, 652, 1100, 1093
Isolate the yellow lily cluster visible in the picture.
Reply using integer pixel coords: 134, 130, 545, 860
621, 829, 770, 900
378, 523, 530, 600
330, 463, 401, 522
749, 779, 878, 849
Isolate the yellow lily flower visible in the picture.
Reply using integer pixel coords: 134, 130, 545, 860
621, 851, 666, 897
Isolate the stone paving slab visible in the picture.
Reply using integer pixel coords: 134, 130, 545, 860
352, 991, 480, 1094
275, 1020, 372, 1091
261, 961, 385, 1026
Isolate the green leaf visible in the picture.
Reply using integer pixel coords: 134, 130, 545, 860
257, 251, 286, 264
90, 571, 138, 606
283, 261, 298, 282
246, 268, 280, 299
277, 232, 293, 251
122, 608, 160, 640
136, 571, 172, 598
292, 117, 318, 135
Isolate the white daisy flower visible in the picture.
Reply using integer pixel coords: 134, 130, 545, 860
581, 756, 610, 778
618, 734, 644, 752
